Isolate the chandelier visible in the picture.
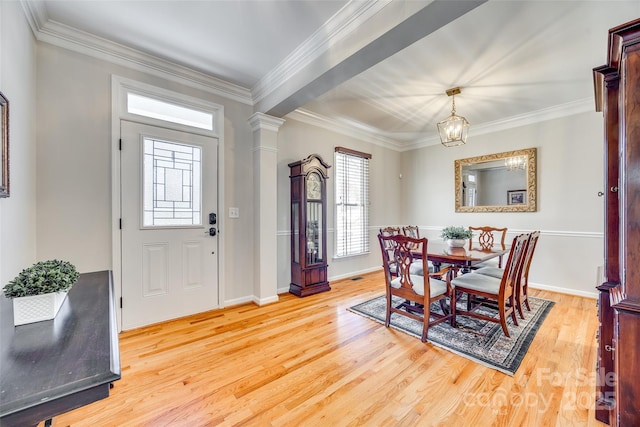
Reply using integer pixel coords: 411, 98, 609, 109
437, 87, 469, 147
505, 156, 526, 171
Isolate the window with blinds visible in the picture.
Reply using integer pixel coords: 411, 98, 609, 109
335, 147, 371, 258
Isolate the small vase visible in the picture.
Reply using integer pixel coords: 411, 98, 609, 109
446, 238, 467, 248
12, 290, 69, 326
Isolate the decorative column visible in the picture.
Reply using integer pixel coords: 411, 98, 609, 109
248, 113, 284, 305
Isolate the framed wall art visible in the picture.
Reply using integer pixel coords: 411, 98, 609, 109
0, 91, 8, 198
507, 189, 526, 205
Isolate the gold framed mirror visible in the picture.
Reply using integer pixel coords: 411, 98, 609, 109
455, 147, 537, 212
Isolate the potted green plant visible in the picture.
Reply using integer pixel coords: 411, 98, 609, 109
3, 259, 79, 326
441, 226, 473, 248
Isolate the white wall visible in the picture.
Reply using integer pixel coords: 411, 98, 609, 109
14, 5, 605, 303
0, 2, 37, 285
35, 43, 256, 303
277, 118, 403, 290
401, 112, 604, 296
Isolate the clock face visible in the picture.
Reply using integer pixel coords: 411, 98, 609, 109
306, 173, 322, 200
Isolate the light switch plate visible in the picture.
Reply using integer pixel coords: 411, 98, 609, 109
229, 207, 240, 218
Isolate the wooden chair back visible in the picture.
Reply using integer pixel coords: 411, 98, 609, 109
469, 226, 508, 249
402, 225, 420, 239
516, 230, 540, 316
500, 233, 530, 296
379, 227, 401, 277
469, 226, 508, 267
521, 231, 540, 281
380, 234, 426, 290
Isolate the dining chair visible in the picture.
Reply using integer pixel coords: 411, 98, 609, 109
402, 225, 420, 238
379, 227, 402, 277
517, 230, 540, 315
402, 225, 438, 274
450, 233, 530, 337
469, 226, 508, 268
377, 234, 455, 342
475, 231, 540, 319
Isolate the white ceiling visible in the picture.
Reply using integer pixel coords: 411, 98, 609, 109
23, 0, 640, 149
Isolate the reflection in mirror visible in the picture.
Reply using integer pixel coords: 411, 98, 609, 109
455, 148, 537, 212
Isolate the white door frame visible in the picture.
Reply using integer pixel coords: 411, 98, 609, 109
111, 75, 225, 331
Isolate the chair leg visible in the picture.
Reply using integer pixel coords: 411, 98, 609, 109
450, 291, 457, 327
385, 294, 392, 327
498, 299, 512, 338
516, 284, 525, 320
438, 299, 449, 315
509, 296, 519, 327
516, 300, 525, 320
421, 301, 430, 342
523, 278, 531, 311
499, 308, 511, 337
500, 319, 510, 337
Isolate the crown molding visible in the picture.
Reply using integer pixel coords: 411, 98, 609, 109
289, 97, 595, 153
20, 0, 253, 105
286, 108, 404, 151
251, 0, 393, 104
403, 97, 595, 152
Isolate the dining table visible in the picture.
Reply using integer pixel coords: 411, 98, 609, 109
425, 240, 510, 273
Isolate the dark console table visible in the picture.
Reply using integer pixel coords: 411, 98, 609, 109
0, 270, 121, 426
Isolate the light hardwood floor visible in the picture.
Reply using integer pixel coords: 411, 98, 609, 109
44, 271, 606, 427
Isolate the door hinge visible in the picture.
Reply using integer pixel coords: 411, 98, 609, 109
119, 138, 122, 151
120, 297, 123, 308
119, 218, 122, 229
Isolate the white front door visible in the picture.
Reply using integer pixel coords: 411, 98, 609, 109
121, 120, 219, 330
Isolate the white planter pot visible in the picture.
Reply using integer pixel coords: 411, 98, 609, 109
12, 290, 69, 326
446, 238, 467, 248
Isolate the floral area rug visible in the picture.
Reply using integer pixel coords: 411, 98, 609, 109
348, 294, 554, 375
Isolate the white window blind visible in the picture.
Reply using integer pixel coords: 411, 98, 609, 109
335, 147, 371, 257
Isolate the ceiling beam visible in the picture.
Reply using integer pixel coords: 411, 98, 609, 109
255, 0, 487, 118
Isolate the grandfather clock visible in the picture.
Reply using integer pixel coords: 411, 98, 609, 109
289, 154, 330, 297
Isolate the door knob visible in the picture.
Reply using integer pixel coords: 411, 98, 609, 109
205, 227, 217, 236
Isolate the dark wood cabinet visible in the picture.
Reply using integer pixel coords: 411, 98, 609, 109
593, 17, 640, 427
289, 154, 331, 297
0, 271, 120, 426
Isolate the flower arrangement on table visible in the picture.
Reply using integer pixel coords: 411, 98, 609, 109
441, 226, 472, 247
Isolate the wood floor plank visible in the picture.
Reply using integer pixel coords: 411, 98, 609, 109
40, 271, 607, 427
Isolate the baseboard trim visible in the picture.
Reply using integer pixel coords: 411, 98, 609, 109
277, 286, 290, 295
225, 295, 281, 307
224, 295, 254, 307
329, 266, 381, 282
528, 281, 598, 299
252, 295, 279, 306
